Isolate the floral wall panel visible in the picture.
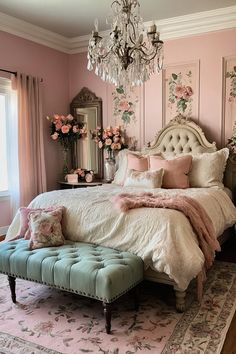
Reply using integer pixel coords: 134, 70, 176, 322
222, 56, 236, 145
163, 61, 199, 124
111, 85, 141, 150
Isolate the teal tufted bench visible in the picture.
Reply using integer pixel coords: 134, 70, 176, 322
0, 239, 143, 334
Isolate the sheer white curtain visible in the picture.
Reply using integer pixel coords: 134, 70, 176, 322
7, 79, 19, 217
0, 77, 19, 218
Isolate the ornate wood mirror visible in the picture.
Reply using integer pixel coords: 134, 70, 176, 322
70, 87, 103, 179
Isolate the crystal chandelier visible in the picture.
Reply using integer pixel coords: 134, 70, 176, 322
87, 0, 164, 87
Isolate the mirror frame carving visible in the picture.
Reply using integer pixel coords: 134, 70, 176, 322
70, 87, 103, 179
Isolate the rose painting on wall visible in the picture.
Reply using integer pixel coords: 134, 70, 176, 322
112, 85, 140, 150
163, 61, 199, 125
222, 56, 236, 145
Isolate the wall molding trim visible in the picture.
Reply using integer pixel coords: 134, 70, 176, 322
0, 6, 236, 54
0, 226, 9, 236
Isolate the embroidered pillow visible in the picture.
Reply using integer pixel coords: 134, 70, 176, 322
15, 207, 42, 240
149, 155, 192, 189
15, 206, 57, 240
124, 169, 164, 188
28, 207, 65, 250
189, 148, 229, 188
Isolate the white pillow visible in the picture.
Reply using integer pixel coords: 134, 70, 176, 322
189, 148, 229, 188
112, 149, 141, 185
124, 169, 164, 188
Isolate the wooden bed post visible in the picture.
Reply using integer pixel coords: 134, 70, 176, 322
174, 288, 186, 312
8, 276, 16, 303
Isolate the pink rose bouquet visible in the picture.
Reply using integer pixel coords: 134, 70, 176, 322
174, 84, 193, 112
91, 126, 127, 155
47, 114, 86, 150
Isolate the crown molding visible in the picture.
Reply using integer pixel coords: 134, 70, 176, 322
0, 6, 236, 54
155, 5, 236, 41
0, 11, 70, 53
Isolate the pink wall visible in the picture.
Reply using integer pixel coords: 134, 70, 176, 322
0, 31, 69, 228
69, 28, 236, 148
1, 27, 236, 229
0, 199, 11, 231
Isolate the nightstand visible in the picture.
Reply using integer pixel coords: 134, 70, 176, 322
58, 180, 108, 189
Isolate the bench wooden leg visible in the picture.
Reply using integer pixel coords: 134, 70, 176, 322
103, 302, 112, 334
133, 286, 139, 311
8, 276, 16, 303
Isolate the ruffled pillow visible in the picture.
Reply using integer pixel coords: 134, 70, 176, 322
28, 207, 65, 250
149, 155, 192, 189
15, 206, 57, 240
189, 148, 229, 188
124, 169, 164, 188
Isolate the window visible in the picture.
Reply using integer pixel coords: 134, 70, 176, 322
0, 78, 17, 197
0, 93, 8, 192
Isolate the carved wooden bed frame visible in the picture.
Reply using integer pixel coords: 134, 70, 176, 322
142, 114, 236, 311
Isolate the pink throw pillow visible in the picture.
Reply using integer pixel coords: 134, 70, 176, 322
15, 206, 59, 240
15, 207, 41, 240
28, 207, 65, 250
149, 155, 192, 189
127, 153, 149, 172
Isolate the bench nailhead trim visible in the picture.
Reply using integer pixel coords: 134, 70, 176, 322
0, 270, 142, 303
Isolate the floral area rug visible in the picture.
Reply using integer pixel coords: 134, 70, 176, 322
0, 261, 235, 354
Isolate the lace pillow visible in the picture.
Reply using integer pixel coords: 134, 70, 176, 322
124, 169, 164, 188
28, 207, 65, 250
189, 148, 229, 188
149, 155, 192, 189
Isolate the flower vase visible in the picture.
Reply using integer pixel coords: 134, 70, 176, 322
104, 150, 116, 182
62, 148, 69, 178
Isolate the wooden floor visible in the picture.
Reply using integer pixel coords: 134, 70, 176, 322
216, 234, 236, 354
1, 234, 236, 352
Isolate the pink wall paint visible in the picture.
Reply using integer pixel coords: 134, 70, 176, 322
1, 27, 236, 229
0, 199, 11, 231
69, 28, 236, 148
0, 31, 69, 228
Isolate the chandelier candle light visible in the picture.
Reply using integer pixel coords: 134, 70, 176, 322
87, 0, 164, 87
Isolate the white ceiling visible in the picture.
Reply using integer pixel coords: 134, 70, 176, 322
0, 0, 235, 38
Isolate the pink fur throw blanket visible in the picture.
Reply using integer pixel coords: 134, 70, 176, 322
112, 192, 221, 298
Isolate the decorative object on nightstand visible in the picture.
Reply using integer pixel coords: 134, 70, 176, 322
91, 126, 127, 182
65, 173, 78, 184
46, 114, 86, 176
68, 168, 95, 183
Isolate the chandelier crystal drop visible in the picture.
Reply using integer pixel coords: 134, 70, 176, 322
87, 0, 164, 87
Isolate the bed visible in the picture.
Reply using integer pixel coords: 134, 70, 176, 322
5, 114, 236, 311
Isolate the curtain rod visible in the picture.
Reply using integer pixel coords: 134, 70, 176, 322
0, 69, 43, 82
0, 68, 17, 75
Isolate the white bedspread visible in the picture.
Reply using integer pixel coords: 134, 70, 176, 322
6, 185, 236, 290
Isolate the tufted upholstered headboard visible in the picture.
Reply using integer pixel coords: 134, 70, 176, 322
144, 114, 217, 156
144, 114, 236, 202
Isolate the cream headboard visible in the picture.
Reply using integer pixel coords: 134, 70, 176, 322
144, 114, 236, 202
144, 114, 217, 156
